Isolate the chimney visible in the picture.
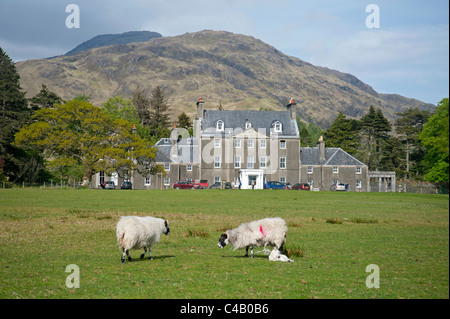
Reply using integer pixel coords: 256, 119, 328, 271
171, 124, 178, 158
196, 97, 204, 119
286, 97, 297, 119
132, 124, 137, 135
318, 136, 325, 162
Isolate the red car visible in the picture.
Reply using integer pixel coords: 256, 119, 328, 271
173, 181, 201, 189
292, 183, 311, 191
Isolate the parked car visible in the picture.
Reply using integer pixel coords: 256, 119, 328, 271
173, 181, 200, 189
331, 183, 346, 191
102, 181, 115, 189
292, 183, 311, 190
196, 180, 209, 189
209, 182, 222, 189
281, 182, 292, 190
121, 181, 132, 189
264, 181, 288, 190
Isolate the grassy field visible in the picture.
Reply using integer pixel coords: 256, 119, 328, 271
0, 188, 448, 299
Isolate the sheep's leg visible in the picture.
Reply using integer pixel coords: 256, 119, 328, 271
148, 247, 153, 260
140, 247, 147, 259
244, 246, 254, 258
121, 248, 132, 263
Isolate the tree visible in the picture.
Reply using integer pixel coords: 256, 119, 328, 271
102, 96, 140, 123
395, 107, 430, 179
29, 84, 63, 109
177, 112, 192, 129
359, 106, 392, 170
148, 86, 170, 135
419, 98, 449, 186
15, 100, 160, 186
324, 111, 360, 155
131, 85, 150, 126
0, 47, 33, 183
300, 127, 312, 147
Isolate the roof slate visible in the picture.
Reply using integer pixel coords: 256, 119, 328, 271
300, 147, 366, 166
201, 109, 299, 137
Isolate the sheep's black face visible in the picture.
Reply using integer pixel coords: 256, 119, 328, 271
217, 233, 228, 248
164, 220, 170, 235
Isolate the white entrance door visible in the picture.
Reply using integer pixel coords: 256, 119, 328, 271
239, 169, 264, 189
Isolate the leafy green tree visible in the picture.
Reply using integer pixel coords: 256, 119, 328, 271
29, 84, 63, 109
102, 96, 140, 123
419, 98, 449, 185
300, 127, 312, 147
177, 112, 193, 136
73, 94, 91, 102
324, 111, 360, 155
395, 107, 430, 179
15, 100, 160, 186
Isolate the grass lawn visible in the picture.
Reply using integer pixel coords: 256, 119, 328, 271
0, 188, 448, 299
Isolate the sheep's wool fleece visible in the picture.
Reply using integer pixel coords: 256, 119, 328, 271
228, 217, 287, 250
269, 249, 294, 262
116, 216, 165, 250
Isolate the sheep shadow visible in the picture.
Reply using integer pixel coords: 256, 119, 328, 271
128, 255, 176, 262
220, 255, 268, 259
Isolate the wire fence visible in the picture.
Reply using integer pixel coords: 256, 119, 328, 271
370, 179, 448, 194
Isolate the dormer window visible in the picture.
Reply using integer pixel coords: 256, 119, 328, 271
245, 121, 252, 129
274, 121, 282, 133
216, 120, 224, 131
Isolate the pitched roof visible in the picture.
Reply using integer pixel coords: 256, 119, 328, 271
155, 138, 200, 163
300, 147, 366, 166
201, 109, 299, 137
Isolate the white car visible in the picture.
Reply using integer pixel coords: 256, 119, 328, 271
332, 183, 346, 191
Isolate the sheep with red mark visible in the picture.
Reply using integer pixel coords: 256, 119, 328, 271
217, 217, 288, 259
116, 216, 170, 263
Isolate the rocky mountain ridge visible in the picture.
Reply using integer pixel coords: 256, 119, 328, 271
16, 30, 434, 126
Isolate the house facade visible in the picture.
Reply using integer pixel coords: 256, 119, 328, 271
193, 98, 300, 189
299, 136, 370, 192
92, 98, 370, 191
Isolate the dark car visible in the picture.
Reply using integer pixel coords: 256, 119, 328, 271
209, 182, 222, 189
173, 180, 200, 189
121, 181, 132, 189
292, 183, 311, 191
264, 181, 288, 190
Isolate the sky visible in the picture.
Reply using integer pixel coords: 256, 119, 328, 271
0, 0, 448, 104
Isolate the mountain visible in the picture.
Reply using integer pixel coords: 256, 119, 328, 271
64, 31, 162, 56
16, 30, 434, 126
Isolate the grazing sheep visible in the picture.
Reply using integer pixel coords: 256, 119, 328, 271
268, 248, 294, 262
217, 217, 287, 258
116, 216, 170, 263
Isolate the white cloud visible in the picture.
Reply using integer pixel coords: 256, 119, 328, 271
302, 24, 449, 102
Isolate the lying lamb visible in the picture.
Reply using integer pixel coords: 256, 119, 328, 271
116, 216, 170, 263
217, 217, 288, 259
268, 248, 294, 262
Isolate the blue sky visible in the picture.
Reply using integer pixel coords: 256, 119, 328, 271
0, 0, 448, 104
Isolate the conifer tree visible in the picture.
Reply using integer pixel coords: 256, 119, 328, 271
0, 47, 31, 183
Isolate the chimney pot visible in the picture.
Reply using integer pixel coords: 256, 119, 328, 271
287, 97, 297, 119
196, 97, 205, 119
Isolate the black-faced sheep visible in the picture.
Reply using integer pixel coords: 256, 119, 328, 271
217, 217, 287, 258
116, 216, 170, 263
